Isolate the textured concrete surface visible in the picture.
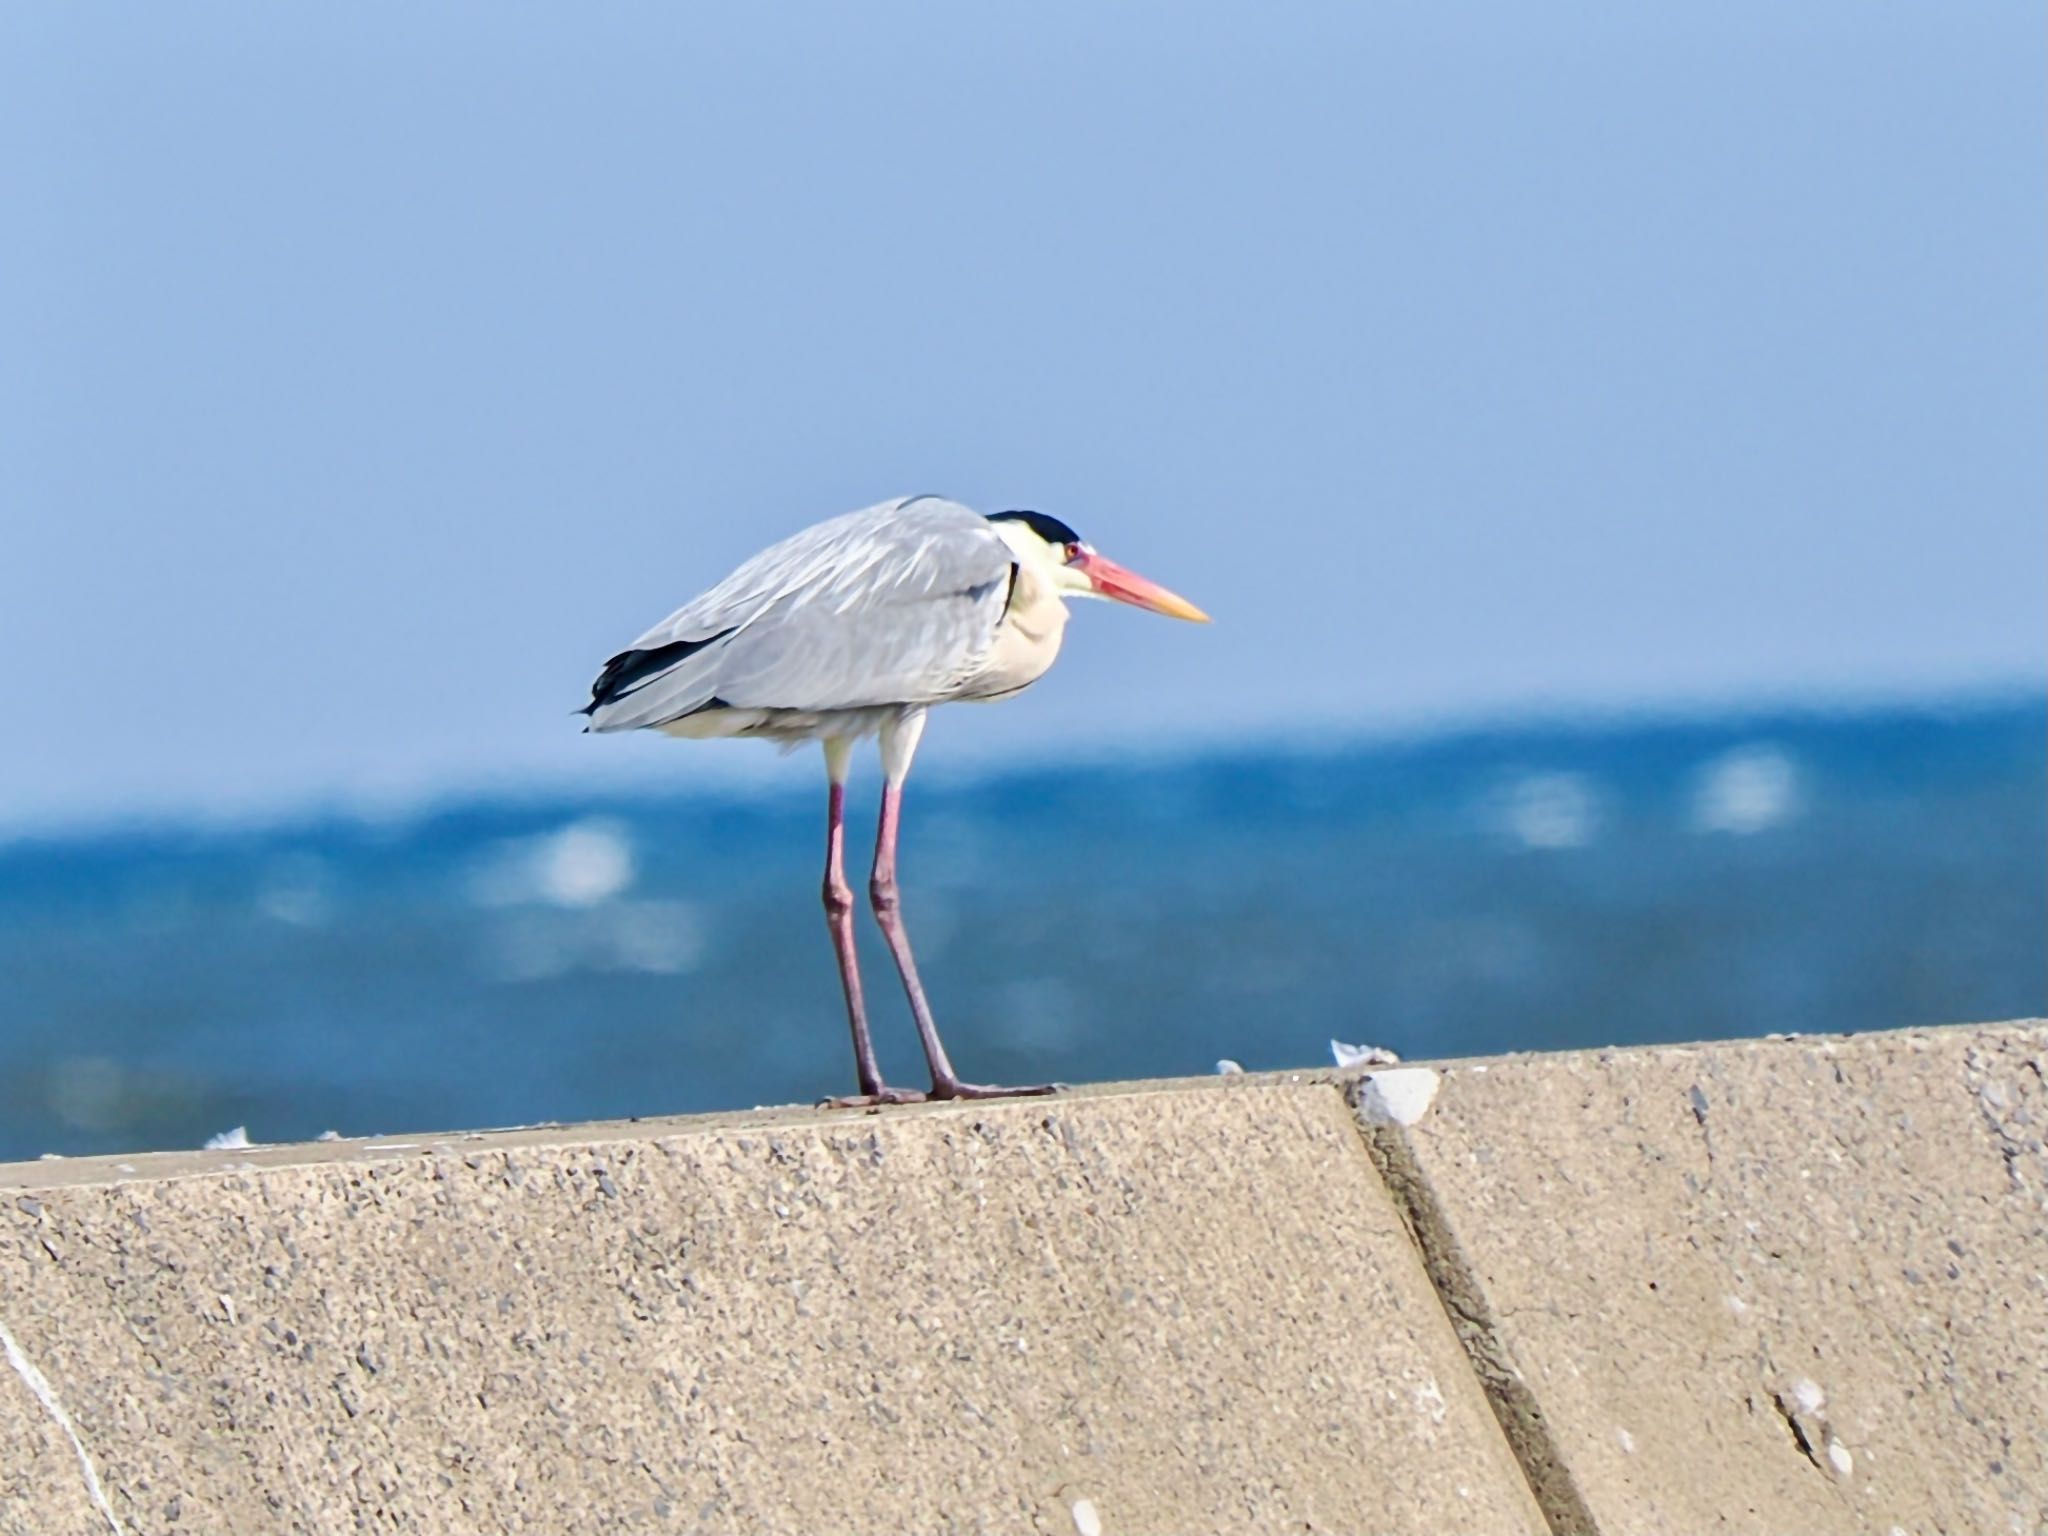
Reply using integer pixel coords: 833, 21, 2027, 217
4, 1025, 2043, 1536
0, 1335, 111, 1536
0, 1081, 1542, 1536
1357, 1022, 2048, 1535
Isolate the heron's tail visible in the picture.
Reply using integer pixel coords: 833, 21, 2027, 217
581, 628, 735, 732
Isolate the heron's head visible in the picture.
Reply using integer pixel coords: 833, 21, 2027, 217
987, 510, 1209, 623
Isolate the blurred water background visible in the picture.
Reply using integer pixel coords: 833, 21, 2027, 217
3, 696, 2040, 1162
6, 8, 2042, 1157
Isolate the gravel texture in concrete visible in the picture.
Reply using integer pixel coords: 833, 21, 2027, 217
0, 1080, 1542, 1535
5, 1025, 2042, 1534
1355, 1021, 2048, 1536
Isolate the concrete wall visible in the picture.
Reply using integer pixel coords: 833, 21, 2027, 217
2, 1021, 2041, 1535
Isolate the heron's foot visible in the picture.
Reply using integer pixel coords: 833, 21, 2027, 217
929, 1078, 1062, 1101
823, 1084, 928, 1109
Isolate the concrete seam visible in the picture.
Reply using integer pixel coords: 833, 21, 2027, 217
0, 1313, 126, 1536
1338, 1078, 1602, 1536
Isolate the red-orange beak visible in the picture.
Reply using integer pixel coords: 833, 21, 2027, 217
1071, 550, 1210, 623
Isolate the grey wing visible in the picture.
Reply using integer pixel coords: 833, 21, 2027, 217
583, 497, 1015, 732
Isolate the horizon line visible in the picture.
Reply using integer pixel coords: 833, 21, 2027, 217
4, 682, 2040, 851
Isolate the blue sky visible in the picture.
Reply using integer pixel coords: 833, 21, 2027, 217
3, 2, 2041, 825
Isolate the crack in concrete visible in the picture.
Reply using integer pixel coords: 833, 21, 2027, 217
1341, 1078, 1603, 1536
0, 1312, 126, 1534
1769, 1385, 1824, 1469
1687, 1081, 1721, 1193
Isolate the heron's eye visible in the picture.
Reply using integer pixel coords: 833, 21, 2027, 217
1063, 542, 1085, 564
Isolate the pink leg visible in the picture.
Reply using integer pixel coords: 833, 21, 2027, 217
869, 779, 1056, 1102
821, 772, 921, 1107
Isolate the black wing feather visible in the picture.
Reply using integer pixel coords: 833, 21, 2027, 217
581, 628, 736, 715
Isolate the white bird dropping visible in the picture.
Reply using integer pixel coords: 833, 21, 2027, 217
1357, 1068, 1442, 1127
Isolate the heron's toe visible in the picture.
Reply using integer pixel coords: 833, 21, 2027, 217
822, 1085, 929, 1109
929, 1080, 1063, 1101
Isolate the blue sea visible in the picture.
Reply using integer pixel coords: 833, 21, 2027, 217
1, 700, 2041, 1164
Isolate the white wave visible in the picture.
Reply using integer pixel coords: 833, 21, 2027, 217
604, 899, 707, 975
482, 898, 706, 982
1497, 771, 1599, 850
995, 976, 1084, 1050
45, 1056, 126, 1133
255, 854, 333, 927
468, 818, 635, 908
1691, 745, 1801, 835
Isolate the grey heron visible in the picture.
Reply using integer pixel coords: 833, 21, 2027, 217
582, 494, 1208, 1105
